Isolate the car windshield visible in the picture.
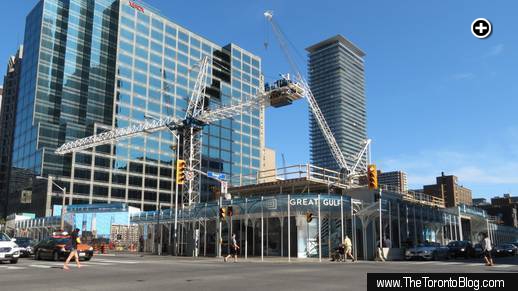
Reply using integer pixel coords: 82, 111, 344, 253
15, 237, 31, 245
0, 233, 11, 241
50, 238, 69, 244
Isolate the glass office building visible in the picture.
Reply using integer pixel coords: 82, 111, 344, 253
9, 0, 263, 216
306, 35, 367, 171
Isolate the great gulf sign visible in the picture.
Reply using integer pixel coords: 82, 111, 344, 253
289, 198, 341, 207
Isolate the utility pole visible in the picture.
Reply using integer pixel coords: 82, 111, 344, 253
37, 176, 66, 231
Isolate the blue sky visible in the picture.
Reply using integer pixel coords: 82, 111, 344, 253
1, 0, 517, 199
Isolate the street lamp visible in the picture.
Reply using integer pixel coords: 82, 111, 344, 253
36, 175, 67, 230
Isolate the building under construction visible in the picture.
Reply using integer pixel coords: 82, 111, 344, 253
130, 164, 518, 260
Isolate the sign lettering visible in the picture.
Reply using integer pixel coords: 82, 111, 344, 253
289, 198, 341, 207
129, 1, 144, 13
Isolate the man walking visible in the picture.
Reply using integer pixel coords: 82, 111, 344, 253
63, 228, 82, 270
481, 233, 494, 266
343, 235, 356, 262
224, 233, 239, 263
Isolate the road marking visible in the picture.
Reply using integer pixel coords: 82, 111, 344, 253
29, 264, 52, 269
7, 266, 27, 270
493, 264, 514, 268
464, 263, 482, 267
83, 261, 113, 266
94, 259, 139, 264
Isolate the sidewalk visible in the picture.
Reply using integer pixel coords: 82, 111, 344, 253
102, 253, 362, 264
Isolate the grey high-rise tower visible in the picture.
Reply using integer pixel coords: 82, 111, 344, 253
306, 35, 367, 171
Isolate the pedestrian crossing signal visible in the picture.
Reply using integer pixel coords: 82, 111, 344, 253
176, 159, 186, 185
219, 207, 226, 219
305, 212, 313, 223
227, 206, 234, 217
367, 164, 378, 189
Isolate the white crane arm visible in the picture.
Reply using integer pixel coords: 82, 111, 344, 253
296, 77, 350, 171
197, 93, 269, 124
54, 116, 181, 155
264, 11, 349, 172
185, 56, 210, 119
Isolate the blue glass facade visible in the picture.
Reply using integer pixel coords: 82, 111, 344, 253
114, 1, 263, 208
9, 0, 263, 215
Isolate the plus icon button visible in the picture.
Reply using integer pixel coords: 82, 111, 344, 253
471, 18, 492, 39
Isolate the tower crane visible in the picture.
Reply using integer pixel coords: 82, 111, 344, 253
263, 11, 371, 183
55, 56, 304, 206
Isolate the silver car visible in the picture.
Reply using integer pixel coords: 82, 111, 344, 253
405, 242, 449, 261
0, 233, 20, 264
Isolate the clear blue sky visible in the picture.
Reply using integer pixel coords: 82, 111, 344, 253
2, 0, 517, 200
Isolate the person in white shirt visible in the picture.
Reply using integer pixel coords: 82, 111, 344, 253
224, 233, 239, 263
481, 233, 494, 266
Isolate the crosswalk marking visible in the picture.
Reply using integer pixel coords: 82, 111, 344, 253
94, 259, 139, 264
493, 264, 515, 268
84, 261, 113, 266
29, 264, 53, 269
0, 265, 28, 270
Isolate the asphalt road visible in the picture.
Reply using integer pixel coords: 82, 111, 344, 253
1, 255, 517, 291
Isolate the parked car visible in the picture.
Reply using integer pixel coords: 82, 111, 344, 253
0, 233, 20, 264
447, 240, 474, 259
33, 236, 94, 261
14, 237, 35, 257
405, 242, 449, 260
493, 243, 518, 257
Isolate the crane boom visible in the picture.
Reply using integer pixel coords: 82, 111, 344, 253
55, 116, 181, 155
264, 11, 350, 172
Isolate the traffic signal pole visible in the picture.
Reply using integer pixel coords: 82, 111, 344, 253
218, 195, 222, 258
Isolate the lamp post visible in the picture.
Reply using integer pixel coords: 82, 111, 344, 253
37, 175, 66, 230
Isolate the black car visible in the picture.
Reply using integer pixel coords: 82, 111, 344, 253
493, 244, 518, 257
33, 237, 93, 261
447, 240, 474, 259
14, 237, 35, 257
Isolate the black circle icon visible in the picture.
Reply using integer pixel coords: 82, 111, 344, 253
471, 18, 492, 39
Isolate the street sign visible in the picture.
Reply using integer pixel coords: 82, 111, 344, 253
186, 171, 194, 181
220, 181, 228, 194
208, 171, 226, 180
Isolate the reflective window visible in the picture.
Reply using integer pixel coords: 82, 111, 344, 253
178, 31, 188, 42
136, 35, 149, 48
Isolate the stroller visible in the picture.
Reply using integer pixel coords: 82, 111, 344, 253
330, 244, 345, 262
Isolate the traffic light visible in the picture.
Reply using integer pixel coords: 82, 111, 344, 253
227, 206, 234, 217
305, 212, 313, 223
176, 159, 186, 185
219, 207, 226, 219
367, 164, 378, 189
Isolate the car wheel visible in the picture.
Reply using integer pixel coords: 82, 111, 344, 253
432, 252, 438, 261
10, 259, 18, 264
53, 251, 59, 261
35, 251, 41, 260
84, 256, 91, 261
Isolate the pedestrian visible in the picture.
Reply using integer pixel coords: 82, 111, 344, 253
375, 240, 385, 262
342, 235, 356, 262
481, 233, 494, 266
224, 233, 239, 263
139, 235, 144, 252
63, 228, 82, 270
